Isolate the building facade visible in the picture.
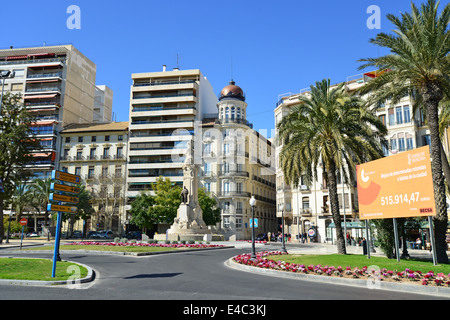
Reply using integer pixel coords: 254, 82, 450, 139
200, 81, 277, 240
0, 44, 98, 180
274, 71, 437, 243
126, 67, 217, 199
59, 122, 129, 235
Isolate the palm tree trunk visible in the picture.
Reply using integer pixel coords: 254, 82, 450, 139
422, 83, 449, 264
327, 160, 347, 254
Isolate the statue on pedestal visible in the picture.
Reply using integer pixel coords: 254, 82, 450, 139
167, 139, 210, 238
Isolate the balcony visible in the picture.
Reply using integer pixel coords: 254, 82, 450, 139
219, 171, 249, 178
218, 191, 251, 198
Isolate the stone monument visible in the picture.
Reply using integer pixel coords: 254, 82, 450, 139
165, 140, 212, 241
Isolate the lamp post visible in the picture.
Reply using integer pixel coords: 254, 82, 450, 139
0, 70, 15, 114
280, 203, 288, 254
249, 196, 257, 260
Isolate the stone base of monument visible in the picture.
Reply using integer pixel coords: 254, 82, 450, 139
153, 204, 224, 242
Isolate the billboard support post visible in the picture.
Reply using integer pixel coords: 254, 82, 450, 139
428, 216, 438, 266
365, 220, 370, 259
393, 218, 400, 262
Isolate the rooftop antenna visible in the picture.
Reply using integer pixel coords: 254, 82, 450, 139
230, 56, 234, 82
176, 53, 181, 69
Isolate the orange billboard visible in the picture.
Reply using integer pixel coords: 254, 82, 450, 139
357, 146, 436, 220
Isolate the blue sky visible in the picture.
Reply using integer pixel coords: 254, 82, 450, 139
2, 0, 429, 137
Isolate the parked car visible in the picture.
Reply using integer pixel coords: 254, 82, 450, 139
26, 232, 39, 238
125, 231, 142, 240
255, 234, 268, 241
97, 230, 114, 239
72, 231, 82, 238
88, 231, 101, 239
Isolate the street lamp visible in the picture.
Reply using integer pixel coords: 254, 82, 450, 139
249, 196, 257, 260
279, 203, 288, 254
0, 70, 15, 113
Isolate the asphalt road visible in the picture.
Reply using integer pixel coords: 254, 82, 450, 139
0, 245, 443, 303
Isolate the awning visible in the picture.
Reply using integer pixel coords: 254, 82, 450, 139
27, 108, 57, 113
31, 120, 57, 126
328, 222, 365, 229
26, 79, 60, 84
23, 94, 57, 100
27, 53, 54, 58
6, 55, 28, 60
32, 153, 52, 158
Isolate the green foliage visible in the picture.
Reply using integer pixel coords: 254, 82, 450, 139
198, 188, 221, 226
0, 92, 41, 241
372, 219, 395, 259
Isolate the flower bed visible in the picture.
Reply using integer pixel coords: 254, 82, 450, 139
232, 251, 450, 287
66, 241, 224, 249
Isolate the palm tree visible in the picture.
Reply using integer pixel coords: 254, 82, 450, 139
30, 178, 52, 240
358, 0, 450, 263
11, 182, 32, 222
277, 79, 387, 254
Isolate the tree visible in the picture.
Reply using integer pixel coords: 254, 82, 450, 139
0, 92, 40, 244
29, 177, 52, 239
277, 79, 387, 254
358, 0, 450, 263
11, 182, 32, 222
63, 184, 94, 238
198, 188, 221, 226
129, 177, 182, 232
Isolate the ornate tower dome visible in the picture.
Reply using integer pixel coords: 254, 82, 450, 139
217, 80, 248, 124
219, 81, 246, 102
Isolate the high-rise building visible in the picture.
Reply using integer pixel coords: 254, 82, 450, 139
94, 85, 113, 123
0, 44, 98, 180
126, 67, 217, 199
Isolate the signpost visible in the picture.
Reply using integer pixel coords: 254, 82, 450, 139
357, 147, 438, 265
48, 170, 81, 278
19, 218, 27, 250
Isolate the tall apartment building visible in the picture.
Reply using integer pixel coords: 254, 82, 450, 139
127, 67, 217, 199
0, 45, 97, 180
94, 85, 113, 123
59, 121, 129, 235
274, 71, 438, 243
200, 81, 277, 240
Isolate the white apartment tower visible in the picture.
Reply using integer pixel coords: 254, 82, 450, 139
127, 67, 217, 199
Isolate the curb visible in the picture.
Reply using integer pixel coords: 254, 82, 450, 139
0, 259, 95, 287
224, 258, 450, 299
0, 245, 235, 257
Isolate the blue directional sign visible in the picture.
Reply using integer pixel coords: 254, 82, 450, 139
250, 218, 258, 228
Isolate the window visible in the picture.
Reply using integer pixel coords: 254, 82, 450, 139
204, 163, 211, 175
117, 147, 123, 158
92, 136, 96, 142
388, 108, 395, 126
223, 182, 230, 193
105, 136, 110, 142
390, 138, 397, 151
88, 166, 95, 178
223, 217, 230, 228
236, 218, 242, 229
118, 135, 123, 141
396, 106, 403, 125
398, 137, 405, 152
65, 137, 71, 143
204, 182, 211, 192
75, 167, 81, 176
11, 83, 23, 91
423, 135, 431, 146
103, 147, 110, 158
407, 137, 414, 150
78, 136, 83, 143
378, 114, 386, 126
90, 148, 96, 159
76, 149, 83, 160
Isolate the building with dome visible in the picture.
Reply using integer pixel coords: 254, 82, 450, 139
200, 80, 277, 240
